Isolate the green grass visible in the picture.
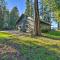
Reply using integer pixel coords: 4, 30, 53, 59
0, 32, 60, 60
0, 32, 12, 38
43, 31, 60, 39
47, 31, 60, 36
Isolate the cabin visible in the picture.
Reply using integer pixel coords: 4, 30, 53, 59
16, 14, 51, 33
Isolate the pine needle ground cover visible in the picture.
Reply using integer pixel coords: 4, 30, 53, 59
0, 32, 60, 60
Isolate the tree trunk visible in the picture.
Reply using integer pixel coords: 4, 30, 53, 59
34, 0, 41, 36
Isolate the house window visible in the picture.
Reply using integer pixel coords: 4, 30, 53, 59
19, 25, 21, 28
0, 5, 1, 8
25, 24, 28, 28
26, 25, 28, 27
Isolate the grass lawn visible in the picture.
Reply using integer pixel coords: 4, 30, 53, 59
47, 31, 60, 36
0, 32, 60, 60
43, 31, 60, 39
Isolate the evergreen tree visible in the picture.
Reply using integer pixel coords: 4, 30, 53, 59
9, 7, 19, 29
43, 0, 60, 29
0, 0, 6, 29
25, 0, 33, 17
3, 7, 9, 29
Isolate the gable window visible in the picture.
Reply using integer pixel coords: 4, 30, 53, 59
19, 25, 21, 28
26, 25, 28, 27
25, 24, 28, 28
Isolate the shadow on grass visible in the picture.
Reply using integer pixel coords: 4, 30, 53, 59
0, 37, 60, 60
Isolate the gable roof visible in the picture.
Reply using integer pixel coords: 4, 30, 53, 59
40, 20, 51, 25
16, 14, 27, 24
16, 14, 51, 25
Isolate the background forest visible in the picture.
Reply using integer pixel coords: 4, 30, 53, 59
0, 0, 19, 30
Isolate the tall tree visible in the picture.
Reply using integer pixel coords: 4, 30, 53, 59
0, 7, 4, 29
25, 0, 33, 17
3, 7, 9, 29
43, 0, 60, 21
9, 7, 19, 29
34, 0, 41, 36
44, 0, 60, 30
0, 0, 6, 29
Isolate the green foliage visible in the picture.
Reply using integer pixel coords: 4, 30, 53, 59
43, 31, 60, 39
0, 0, 6, 29
42, 29, 50, 33
25, 0, 33, 17
9, 7, 19, 29
55, 0, 60, 10
43, 0, 60, 22
0, 0, 19, 30
43, 0, 57, 11
0, 0, 10, 30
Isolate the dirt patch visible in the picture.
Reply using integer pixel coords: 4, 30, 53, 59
0, 44, 23, 60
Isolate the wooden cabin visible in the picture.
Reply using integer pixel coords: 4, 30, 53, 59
16, 14, 51, 32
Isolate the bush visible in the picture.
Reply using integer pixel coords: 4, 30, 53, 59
42, 29, 50, 33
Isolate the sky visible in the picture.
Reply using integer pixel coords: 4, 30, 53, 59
5, 0, 26, 16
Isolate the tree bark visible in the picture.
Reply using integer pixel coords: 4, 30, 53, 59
34, 0, 41, 36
